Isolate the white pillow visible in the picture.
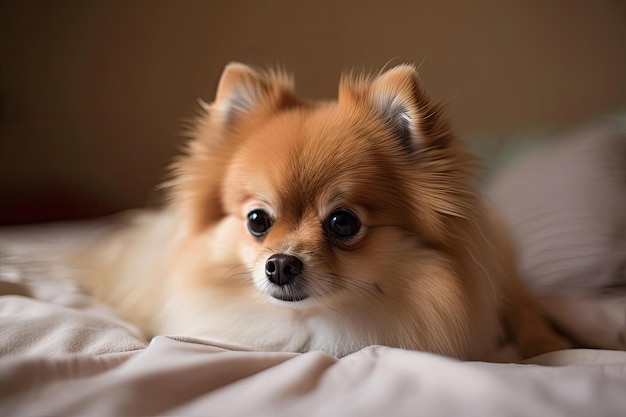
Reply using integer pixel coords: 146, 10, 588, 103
487, 126, 626, 292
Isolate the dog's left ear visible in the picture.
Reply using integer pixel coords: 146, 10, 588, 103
341, 64, 452, 152
368, 65, 422, 150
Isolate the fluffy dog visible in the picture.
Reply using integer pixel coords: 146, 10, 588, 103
86, 63, 569, 360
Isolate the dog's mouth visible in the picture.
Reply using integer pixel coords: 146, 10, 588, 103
267, 285, 310, 302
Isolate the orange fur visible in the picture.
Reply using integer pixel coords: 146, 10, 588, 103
85, 63, 569, 360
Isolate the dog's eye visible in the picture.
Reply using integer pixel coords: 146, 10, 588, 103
326, 209, 361, 239
247, 209, 273, 237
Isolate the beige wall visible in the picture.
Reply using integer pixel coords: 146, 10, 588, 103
1, 1, 625, 219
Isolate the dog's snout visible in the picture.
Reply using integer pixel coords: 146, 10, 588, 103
265, 254, 303, 286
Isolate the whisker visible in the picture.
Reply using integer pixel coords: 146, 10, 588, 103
314, 272, 382, 299
221, 263, 254, 282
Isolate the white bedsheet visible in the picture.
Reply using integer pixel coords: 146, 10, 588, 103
1, 221, 625, 416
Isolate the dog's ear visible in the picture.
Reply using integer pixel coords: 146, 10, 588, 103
212, 62, 295, 128
170, 64, 295, 234
368, 65, 422, 150
340, 64, 452, 152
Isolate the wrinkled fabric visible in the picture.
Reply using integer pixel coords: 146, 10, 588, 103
1, 337, 626, 417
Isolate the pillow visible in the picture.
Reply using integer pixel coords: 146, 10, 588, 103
486, 125, 626, 292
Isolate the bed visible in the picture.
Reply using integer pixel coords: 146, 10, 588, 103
1, 120, 625, 416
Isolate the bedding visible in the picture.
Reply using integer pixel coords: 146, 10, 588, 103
487, 124, 626, 351
1, 123, 626, 416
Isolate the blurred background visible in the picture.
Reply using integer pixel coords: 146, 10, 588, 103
1, 0, 625, 224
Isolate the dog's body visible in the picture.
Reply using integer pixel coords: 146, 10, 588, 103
86, 63, 569, 360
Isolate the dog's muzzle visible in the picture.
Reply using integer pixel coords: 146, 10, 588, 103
264, 254, 308, 301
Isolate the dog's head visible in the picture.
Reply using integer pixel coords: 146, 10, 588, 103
170, 63, 478, 311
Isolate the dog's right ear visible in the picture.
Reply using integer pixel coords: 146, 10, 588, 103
169, 64, 295, 234
211, 62, 296, 128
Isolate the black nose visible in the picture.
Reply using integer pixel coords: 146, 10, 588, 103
265, 254, 303, 286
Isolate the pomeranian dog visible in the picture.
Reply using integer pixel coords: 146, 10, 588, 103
86, 62, 569, 360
